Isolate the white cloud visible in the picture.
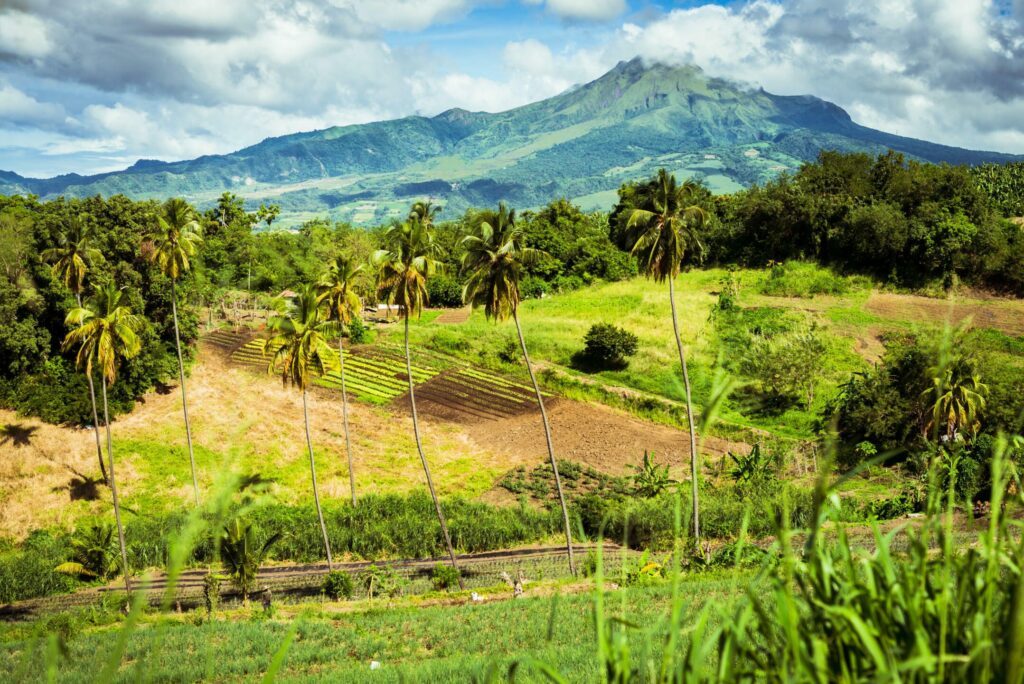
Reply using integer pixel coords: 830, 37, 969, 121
2, 0, 1024, 178
336, 0, 477, 31
523, 0, 627, 21
0, 83, 64, 126
0, 9, 52, 59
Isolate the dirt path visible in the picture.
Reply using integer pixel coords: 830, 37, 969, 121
433, 306, 472, 324
865, 292, 1024, 335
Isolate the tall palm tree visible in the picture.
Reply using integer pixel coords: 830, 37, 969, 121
923, 364, 989, 442
373, 218, 464, 588
62, 284, 144, 593
144, 198, 203, 505
263, 284, 338, 571
43, 215, 107, 484
622, 169, 709, 544
461, 203, 576, 574
319, 255, 364, 506
409, 200, 440, 228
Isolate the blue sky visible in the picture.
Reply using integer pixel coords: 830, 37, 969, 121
1, 0, 1023, 178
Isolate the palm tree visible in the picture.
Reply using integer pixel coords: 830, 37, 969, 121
43, 215, 108, 484
460, 202, 576, 574
409, 200, 440, 228
62, 284, 144, 593
144, 197, 204, 505
923, 364, 989, 442
621, 169, 709, 544
373, 218, 464, 589
319, 255, 364, 506
263, 284, 338, 571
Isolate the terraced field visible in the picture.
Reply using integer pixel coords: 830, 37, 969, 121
207, 330, 551, 417
228, 339, 439, 405
411, 367, 547, 422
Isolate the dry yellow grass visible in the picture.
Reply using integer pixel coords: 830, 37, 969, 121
0, 351, 514, 538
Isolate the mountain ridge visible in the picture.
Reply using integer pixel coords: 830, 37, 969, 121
3, 57, 1020, 225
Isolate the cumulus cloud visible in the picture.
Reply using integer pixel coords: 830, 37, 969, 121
0, 83, 64, 127
523, 0, 627, 21
0, 8, 53, 59
1, 0, 1023, 178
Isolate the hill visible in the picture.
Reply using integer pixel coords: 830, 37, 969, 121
2, 58, 1020, 225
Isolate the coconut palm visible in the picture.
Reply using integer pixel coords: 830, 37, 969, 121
319, 255, 364, 506
923, 364, 989, 442
42, 215, 107, 484
460, 202, 576, 574
62, 283, 144, 593
144, 197, 204, 505
621, 169, 709, 544
409, 200, 440, 228
263, 284, 338, 571
373, 218, 464, 588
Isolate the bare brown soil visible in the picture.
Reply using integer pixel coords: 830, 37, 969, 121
464, 399, 749, 479
865, 292, 1024, 335
433, 306, 472, 324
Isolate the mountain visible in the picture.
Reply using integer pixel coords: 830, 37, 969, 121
3, 58, 1020, 226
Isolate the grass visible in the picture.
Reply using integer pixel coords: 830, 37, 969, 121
0, 572, 744, 682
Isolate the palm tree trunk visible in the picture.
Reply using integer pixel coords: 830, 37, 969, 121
77, 293, 108, 485
339, 336, 356, 506
171, 279, 200, 506
513, 310, 575, 575
304, 389, 333, 571
404, 314, 464, 589
669, 276, 701, 544
101, 377, 131, 594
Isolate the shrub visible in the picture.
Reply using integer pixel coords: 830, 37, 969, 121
360, 564, 405, 599
576, 323, 638, 371
740, 326, 827, 408
631, 452, 675, 497
430, 563, 461, 591
426, 274, 464, 308
322, 570, 354, 600
520, 275, 548, 300
54, 523, 120, 580
760, 260, 867, 298
347, 318, 371, 345
496, 336, 520, 364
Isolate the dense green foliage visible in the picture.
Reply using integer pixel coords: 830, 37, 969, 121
0, 195, 194, 424
577, 322, 639, 370
711, 151, 1024, 291
972, 161, 1024, 217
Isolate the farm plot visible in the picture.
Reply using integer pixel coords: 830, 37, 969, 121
408, 367, 549, 422
228, 340, 440, 405
200, 328, 252, 352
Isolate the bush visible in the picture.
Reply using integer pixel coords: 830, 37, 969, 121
575, 323, 638, 371
360, 564, 406, 599
430, 563, 461, 591
347, 318, 371, 345
426, 274, 464, 308
322, 570, 354, 600
740, 327, 827, 408
520, 275, 548, 300
760, 261, 868, 298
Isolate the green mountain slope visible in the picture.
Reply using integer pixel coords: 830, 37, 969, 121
3, 58, 1020, 225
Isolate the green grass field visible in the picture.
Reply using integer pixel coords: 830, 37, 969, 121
0, 571, 746, 682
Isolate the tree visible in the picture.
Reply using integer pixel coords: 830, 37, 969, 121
62, 283, 144, 593
263, 284, 337, 570
42, 214, 108, 483
923, 363, 989, 443
409, 200, 440, 228
319, 255, 364, 506
220, 517, 281, 604
620, 169, 708, 544
373, 217, 464, 588
144, 197, 204, 505
460, 202, 577, 574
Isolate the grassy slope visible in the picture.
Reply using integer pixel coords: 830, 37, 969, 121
386, 265, 1024, 442
0, 572, 745, 682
